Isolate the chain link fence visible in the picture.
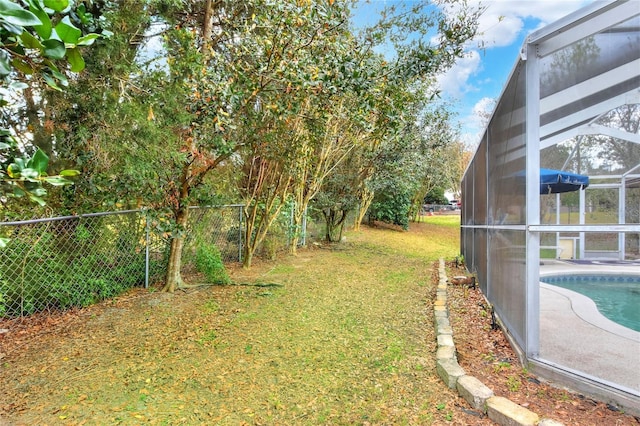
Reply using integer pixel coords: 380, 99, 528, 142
0, 204, 317, 318
182, 205, 244, 268
0, 210, 154, 318
0, 205, 261, 319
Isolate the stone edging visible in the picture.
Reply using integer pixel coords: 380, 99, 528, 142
435, 259, 563, 426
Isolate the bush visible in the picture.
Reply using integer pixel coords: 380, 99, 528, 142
195, 243, 231, 285
369, 190, 411, 230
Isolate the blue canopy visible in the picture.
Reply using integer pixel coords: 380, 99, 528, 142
540, 168, 589, 194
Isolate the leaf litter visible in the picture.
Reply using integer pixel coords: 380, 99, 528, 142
0, 219, 636, 425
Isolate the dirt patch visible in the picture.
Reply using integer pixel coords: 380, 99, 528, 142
444, 261, 640, 425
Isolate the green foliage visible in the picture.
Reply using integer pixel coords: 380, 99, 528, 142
0, 250, 156, 317
195, 243, 231, 285
0, 0, 108, 92
493, 361, 511, 373
369, 188, 412, 230
0, 134, 79, 209
0, 288, 5, 317
0, 1, 109, 214
506, 375, 522, 392
424, 187, 448, 204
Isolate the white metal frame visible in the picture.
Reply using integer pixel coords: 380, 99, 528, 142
461, 0, 640, 407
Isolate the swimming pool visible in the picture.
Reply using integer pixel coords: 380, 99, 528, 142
541, 274, 640, 332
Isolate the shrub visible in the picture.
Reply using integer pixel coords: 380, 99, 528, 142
195, 243, 231, 285
369, 189, 412, 230
0, 233, 155, 317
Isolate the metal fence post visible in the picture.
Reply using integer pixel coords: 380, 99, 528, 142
238, 204, 243, 263
145, 211, 150, 289
289, 201, 295, 248
301, 205, 307, 247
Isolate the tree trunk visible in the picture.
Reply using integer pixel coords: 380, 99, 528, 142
242, 200, 287, 268
202, 0, 214, 47
163, 207, 189, 292
289, 206, 305, 255
243, 246, 254, 269
323, 207, 348, 242
354, 188, 374, 231
336, 209, 348, 241
323, 209, 331, 241
242, 206, 256, 269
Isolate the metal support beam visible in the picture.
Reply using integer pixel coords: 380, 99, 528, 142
525, 41, 541, 359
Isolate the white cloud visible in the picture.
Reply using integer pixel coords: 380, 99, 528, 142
458, 97, 498, 148
471, 0, 592, 48
473, 96, 496, 119
436, 1, 594, 98
436, 50, 481, 98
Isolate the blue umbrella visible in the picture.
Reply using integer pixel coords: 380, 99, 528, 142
540, 168, 589, 194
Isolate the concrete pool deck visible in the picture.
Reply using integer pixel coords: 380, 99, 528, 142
538, 260, 640, 396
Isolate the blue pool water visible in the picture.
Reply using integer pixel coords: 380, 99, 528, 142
542, 275, 640, 332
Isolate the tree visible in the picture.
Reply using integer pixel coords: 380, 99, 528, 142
330, 1, 481, 232
20, 0, 480, 290
229, 0, 364, 263
314, 158, 360, 242
53, 0, 269, 290
149, 0, 366, 287
404, 105, 463, 219
287, 91, 375, 251
424, 187, 447, 204
0, 0, 107, 215
238, 120, 293, 268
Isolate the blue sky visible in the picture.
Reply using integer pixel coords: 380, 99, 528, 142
352, 0, 596, 146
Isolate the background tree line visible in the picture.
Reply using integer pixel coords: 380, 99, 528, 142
1, 0, 479, 292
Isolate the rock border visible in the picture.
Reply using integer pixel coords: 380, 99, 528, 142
435, 259, 563, 426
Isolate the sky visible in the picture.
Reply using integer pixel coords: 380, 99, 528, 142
353, 0, 597, 147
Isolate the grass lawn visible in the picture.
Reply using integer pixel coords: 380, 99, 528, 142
0, 216, 486, 425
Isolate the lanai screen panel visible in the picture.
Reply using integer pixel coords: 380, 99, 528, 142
473, 137, 489, 293
538, 15, 640, 150
462, 154, 475, 227
461, 159, 475, 281
461, 148, 487, 284
485, 60, 528, 346
474, 228, 488, 295
488, 62, 527, 226
626, 184, 640, 259
474, 137, 488, 226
